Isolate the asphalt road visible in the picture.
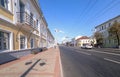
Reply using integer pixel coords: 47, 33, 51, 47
59, 46, 120, 77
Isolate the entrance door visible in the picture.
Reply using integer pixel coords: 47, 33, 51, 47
20, 36, 26, 49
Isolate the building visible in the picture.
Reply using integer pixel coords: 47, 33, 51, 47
95, 15, 120, 48
40, 16, 48, 47
76, 36, 96, 47
0, 0, 54, 52
47, 29, 55, 48
70, 38, 76, 46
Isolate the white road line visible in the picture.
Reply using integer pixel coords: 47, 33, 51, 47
88, 49, 120, 56
104, 58, 120, 64
78, 51, 91, 55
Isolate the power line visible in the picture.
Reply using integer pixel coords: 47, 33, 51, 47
80, 0, 98, 24
85, 0, 119, 25
73, 0, 98, 30
78, 0, 91, 19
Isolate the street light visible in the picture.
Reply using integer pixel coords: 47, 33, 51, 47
54, 28, 64, 47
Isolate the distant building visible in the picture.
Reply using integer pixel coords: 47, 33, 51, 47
95, 15, 120, 48
70, 38, 76, 46
76, 36, 96, 47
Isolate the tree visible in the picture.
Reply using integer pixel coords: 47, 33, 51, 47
94, 31, 103, 47
108, 21, 120, 47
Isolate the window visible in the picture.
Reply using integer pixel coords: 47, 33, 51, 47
102, 26, 103, 30
104, 25, 106, 29
30, 39, 34, 48
36, 19, 38, 28
114, 20, 117, 22
30, 12, 33, 26
0, 31, 9, 50
20, 36, 26, 49
0, 0, 8, 9
108, 23, 111, 27
20, 1, 25, 23
108, 39, 111, 44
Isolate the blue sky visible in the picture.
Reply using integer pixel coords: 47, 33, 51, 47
39, 0, 120, 43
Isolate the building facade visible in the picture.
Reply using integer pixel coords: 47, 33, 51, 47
95, 15, 120, 48
76, 36, 96, 47
0, 0, 54, 52
40, 16, 48, 47
47, 29, 54, 48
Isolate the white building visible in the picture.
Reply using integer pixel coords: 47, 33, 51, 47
95, 15, 120, 48
47, 29, 55, 48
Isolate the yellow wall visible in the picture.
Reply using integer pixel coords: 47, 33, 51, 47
0, 6, 13, 21
0, 21, 18, 50
0, 20, 40, 51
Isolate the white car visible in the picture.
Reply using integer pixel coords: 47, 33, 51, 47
81, 45, 93, 49
85, 45, 93, 49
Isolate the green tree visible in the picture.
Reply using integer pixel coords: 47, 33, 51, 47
94, 31, 103, 47
108, 21, 120, 47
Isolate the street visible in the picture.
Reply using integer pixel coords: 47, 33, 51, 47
60, 46, 120, 77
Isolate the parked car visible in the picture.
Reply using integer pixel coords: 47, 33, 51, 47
31, 48, 42, 54
41, 47, 48, 51
81, 45, 93, 49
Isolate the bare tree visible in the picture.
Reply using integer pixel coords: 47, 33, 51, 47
94, 31, 103, 47
108, 21, 120, 47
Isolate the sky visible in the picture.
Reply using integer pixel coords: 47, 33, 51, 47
39, 0, 120, 43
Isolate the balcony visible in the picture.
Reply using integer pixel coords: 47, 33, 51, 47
16, 12, 38, 32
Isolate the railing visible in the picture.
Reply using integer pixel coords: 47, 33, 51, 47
16, 12, 37, 28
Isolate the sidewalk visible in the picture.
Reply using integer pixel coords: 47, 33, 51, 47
0, 47, 61, 77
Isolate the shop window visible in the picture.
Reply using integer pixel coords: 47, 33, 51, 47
0, 31, 9, 50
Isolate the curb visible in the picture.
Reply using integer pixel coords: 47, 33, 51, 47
58, 47, 64, 77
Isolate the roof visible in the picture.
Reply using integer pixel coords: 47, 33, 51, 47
76, 36, 89, 40
95, 15, 120, 29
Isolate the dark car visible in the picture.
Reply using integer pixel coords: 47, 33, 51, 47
31, 48, 43, 54
42, 47, 48, 51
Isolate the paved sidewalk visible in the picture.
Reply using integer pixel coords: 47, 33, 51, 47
0, 47, 61, 77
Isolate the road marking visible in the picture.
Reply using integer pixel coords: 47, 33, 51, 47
104, 58, 120, 64
87, 49, 120, 56
72, 48, 92, 55
78, 51, 91, 55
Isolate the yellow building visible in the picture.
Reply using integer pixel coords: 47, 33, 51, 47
0, 0, 53, 52
76, 36, 96, 47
